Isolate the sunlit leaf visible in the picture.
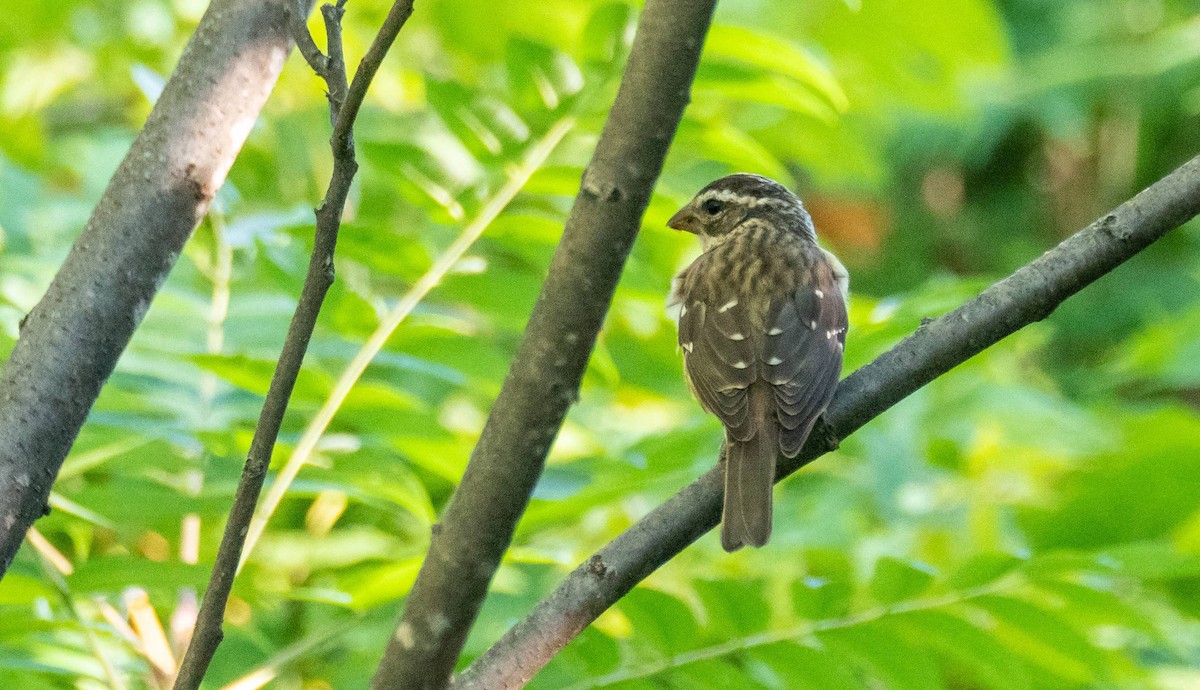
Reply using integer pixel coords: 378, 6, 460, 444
868, 557, 937, 605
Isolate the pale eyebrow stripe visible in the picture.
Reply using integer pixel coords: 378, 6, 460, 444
695, 188, 796, 209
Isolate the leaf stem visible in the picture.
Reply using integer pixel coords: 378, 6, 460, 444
568, 577, 1022, 689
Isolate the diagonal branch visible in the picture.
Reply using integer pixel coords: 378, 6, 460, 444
238, 116, 575, 567
455, 154, 1200, 688
0, 0, 300, 580
371, 0, 718, 687
172, 2, 415, 687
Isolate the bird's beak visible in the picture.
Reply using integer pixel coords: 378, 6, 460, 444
668, 207, 700, 234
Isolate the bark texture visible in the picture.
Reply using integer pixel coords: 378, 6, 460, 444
0, 0, 297, 577
371, 0, 719, 687
172, 3, 416, 687
454, 154, 1200, 689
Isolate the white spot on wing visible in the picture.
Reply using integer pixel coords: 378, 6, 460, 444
767, 327, 783, 335
815, 289, 824, 299
732, 361, 749, 369
682, 342, 694, 353
767, 357, 783, 365
808, 320, 818, 330
729, 333, 745, 340
396, 622, 415, 649
719, 299, 738, 312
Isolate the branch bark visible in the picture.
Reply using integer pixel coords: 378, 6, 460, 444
172, 2, 415, 688
455, 154, 1200, 688
371, 0, 718, 687
0, 0, 298, 579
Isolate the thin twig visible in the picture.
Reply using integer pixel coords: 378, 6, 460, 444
331, 0, 413, 153
454, 154, 1200, 688
0, 0, 298, 581
320, 1, 350, 120
288, 0, 327, 74
239, 116, 575, 566
172, 2, 415, 688
371, 0, 717, 687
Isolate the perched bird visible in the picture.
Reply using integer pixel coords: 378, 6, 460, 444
667, 174, 848, 551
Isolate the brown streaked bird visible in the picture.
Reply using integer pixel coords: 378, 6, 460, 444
667, 174, 848, 552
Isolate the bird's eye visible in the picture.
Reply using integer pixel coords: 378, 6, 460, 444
701, 198, 723, 215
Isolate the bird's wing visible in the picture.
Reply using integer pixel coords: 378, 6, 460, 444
677, 263, 758, 441
760, 259, 847, 457
677, 251, 847, 453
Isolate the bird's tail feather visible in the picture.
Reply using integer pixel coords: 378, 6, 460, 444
720, 388, 776, 552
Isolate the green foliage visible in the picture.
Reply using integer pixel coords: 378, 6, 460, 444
2, 0, 1200, 687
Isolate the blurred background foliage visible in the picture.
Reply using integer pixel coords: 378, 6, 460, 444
2, 0, 1200, 687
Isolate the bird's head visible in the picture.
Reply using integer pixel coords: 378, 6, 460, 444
667, 173, 815, 249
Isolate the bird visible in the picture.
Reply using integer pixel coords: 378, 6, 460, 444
667, 173, 848, 551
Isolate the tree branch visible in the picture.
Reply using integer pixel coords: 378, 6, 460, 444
238, 116, 575, 567
288, 0, 328, 76
371, 0, 718, 687
319, 1, 351, 118
0, 0, 299, 579
171, 2, 415, 687
454, 154, 1200, 688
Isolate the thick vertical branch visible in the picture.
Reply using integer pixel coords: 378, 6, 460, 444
0, 0, 297, 579
171, 2, 416, 688
371, 0, 718, 687
454, 154, 1200, 688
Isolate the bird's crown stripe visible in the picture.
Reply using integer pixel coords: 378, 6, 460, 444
695, 189, 796, 209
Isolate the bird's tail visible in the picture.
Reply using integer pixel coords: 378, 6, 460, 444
721, 386, 777, 552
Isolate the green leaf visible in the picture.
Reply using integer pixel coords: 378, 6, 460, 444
0, 645, 79, 677
747, 641, 864, 690
604, 679, 660, 690
253, 526, 402, 573
817, 622, 946, 690
868, 557, 937, 605
342, 558, 424, 610
0, 575, 56, 605
703, 25, 847, 112
694, 121, 790, 182
66, 558, 210, 598
618, 588, 701, 657
792, 576, 853, 621
964, 595, 1108, 684
1099, 542, 1200, 581
1024, 580, 1161, 637
947, 552, 1025, 589
426, 79, 530, 161
557, 627, 621, 678
692, 69, 841, 123
668, 658, 765, 689
190, 353, 332, 401
581, 3, 635, 67
695, 579, 771, 637
1018, 410, 1200, 549
887, 609, 1030, 690
506, 39, 584, 116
